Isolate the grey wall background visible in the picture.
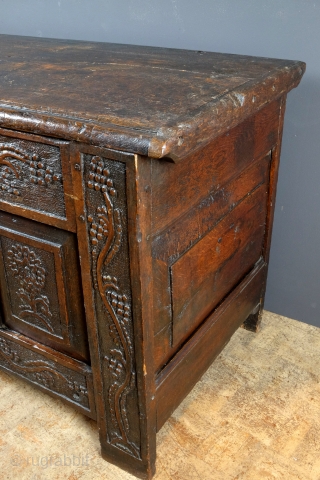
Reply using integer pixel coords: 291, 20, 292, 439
0, 1, 319, 326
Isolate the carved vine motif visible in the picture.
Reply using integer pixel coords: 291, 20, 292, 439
0, 144, 61, 196
87, 156, 139, 458
6, 244, 54, 333
0, 337, 88, 401
67, 380, 88, 403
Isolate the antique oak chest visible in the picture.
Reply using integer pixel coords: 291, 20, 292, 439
0, 35, 305, 478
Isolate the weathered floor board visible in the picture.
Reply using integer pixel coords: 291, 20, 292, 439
0, 310, 319, 480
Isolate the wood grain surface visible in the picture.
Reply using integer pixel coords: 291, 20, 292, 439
0, 36, 306, 479
0, 35, 305, 160
0, 310, 319, 480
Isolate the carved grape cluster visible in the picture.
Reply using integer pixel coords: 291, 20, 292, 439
109, 290, 130, 324
0, 144, 61, 196
7, 244, 46, 294
107, 289, 132, 348
87, 156, 117, 195
0, 167, 20, 196
67, 380, 88, 401
87, 156, 119, 259
88, 205, 109, 248
0, 338, 20, 362
109, 356, 124, 380
29, 154, 61, 186
34, 371, 54, 388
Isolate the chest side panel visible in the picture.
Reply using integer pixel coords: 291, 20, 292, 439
151, 99, 281, 371
171, 180, 268, 346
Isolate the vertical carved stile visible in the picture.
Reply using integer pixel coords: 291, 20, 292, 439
84, 155, 140, 459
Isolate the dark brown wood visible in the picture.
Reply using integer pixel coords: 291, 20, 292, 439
0, 211, 89, 361
0, 35, 305, 161
0, 328, 96, 418
72, 149, 143, 457
69, 146, 155, 478
156, 260, 266, 430
126, 156, 157, 479
151, 98, 280, 236
0, 35, 305, 479
0, 127, 76, 231
151, 99, 280, 370
243, 95, 288, 332
171, 183, 268, 346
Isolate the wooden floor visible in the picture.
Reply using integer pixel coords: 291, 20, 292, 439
0, 310, 319, 480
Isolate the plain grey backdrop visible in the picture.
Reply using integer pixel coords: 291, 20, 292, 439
0, 0, 319, 326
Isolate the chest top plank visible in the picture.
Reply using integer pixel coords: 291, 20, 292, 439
0, 35, 305, 161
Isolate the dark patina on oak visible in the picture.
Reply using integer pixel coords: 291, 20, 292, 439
0, 35, 305, 478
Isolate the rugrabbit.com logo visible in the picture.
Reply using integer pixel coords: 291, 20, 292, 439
10, 452, 91, 469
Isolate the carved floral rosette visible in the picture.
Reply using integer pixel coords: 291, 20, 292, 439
84, 156, 140, 459
6, 242, 54, 333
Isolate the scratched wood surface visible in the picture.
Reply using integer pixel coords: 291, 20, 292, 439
0, 310, 319, 480
0, 35, 305, 160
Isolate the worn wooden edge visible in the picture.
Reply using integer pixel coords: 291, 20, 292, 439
69, 146, 109, 444
0, 328, 96, 419
155, 259, 266, 430
125, 155, 157, 478
0, 60, 305, 163
149, 61, 305, 161
0, 110, 152, 158
243, 95, 287, 333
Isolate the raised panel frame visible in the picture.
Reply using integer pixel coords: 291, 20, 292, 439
0, 212, 89, 361
0, 329, 96, 418
0, 127, 76, 232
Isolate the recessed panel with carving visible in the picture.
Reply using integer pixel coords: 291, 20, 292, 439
2, 237, 61, 335
0, 212, 89, 362
0, 129, 76, 231
0, 329, 95, 418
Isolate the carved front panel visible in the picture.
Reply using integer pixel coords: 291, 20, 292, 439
0, 130, 74, 229
0, 330, 94, 416
0, 212, 89, 362
83, 155, 141, 458
1, 237, 61, 336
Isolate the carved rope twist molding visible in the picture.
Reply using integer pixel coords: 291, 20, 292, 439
86, 156, 140, 459
0, 144, 61, 196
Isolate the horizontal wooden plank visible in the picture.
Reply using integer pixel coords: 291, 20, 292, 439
151, 100, 279, 235
152, 154, 270, 263
156, 260, 266, 431
0, 328, 96, 419
171, 184, 268, 347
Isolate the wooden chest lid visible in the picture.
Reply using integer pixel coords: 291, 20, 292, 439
0, 35, 305, 162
